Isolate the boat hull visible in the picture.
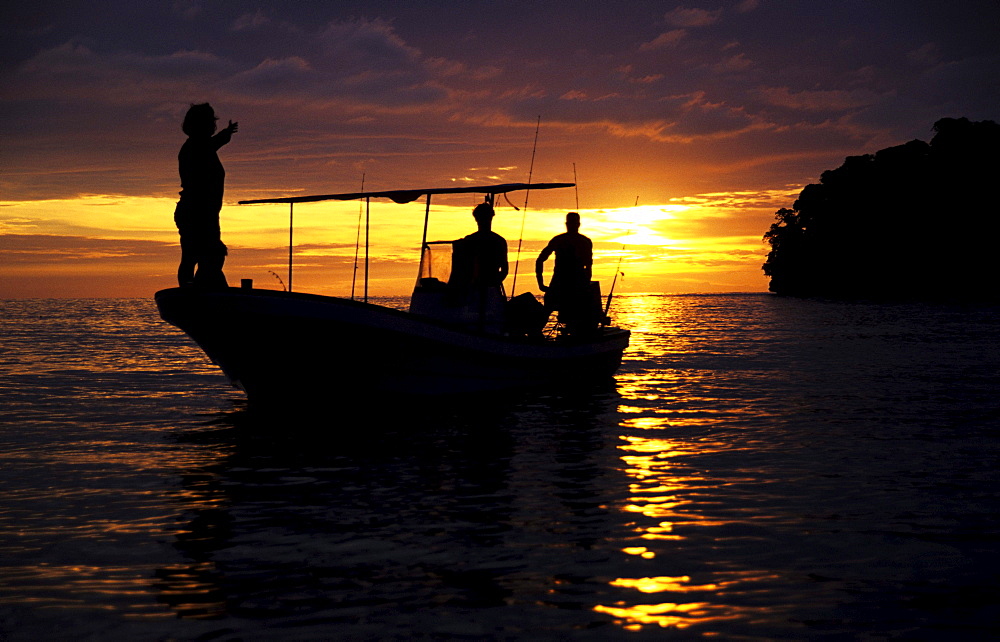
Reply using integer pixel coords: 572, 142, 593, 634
155, 287, 629, 403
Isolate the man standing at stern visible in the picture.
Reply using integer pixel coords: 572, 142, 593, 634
536, 212, 599, 335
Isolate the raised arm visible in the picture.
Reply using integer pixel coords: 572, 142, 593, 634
212, 120, 239, 149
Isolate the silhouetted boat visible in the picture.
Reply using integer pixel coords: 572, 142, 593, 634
155, 183, 630, 404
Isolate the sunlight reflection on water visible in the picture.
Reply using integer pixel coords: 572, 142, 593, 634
592, 294, 1000, 635
1, 295, 999, 639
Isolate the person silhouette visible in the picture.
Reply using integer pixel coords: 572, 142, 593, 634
173, 103, 238, 288
535, 212, 597, 334
447, 201, 508, 330
451, 202, 509, 289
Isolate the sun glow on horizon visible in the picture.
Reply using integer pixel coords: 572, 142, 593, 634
0, 189, 784, 298
586, 204, 690, 248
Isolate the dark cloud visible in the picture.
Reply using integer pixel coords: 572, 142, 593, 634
640, 30, 687, 52
231, 10, 270, 32
10, 41, 236, 104
231, 18, 452, 107
1, 234, 175, 264
664, 7, 722, 28
1, 0, 998, 205
757, 86, 883, 113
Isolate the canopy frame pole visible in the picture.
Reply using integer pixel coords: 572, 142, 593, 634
352, 173, 365, 300
419, 194, 432, 275
364, 197, 370, 303
288, 202, 294, 293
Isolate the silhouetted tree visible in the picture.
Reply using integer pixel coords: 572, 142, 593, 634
762, 117, 1000, 300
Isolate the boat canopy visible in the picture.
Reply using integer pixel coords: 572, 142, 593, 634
235, 181, 575, 298
238, 182, 574, 206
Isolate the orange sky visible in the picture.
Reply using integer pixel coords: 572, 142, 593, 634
3, 1, 998, 298
0, 187, 799, 298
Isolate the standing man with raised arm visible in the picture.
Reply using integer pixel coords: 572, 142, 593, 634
174, 103, 238, 288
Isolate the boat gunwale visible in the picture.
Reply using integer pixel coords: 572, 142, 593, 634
154, 287, 630, 353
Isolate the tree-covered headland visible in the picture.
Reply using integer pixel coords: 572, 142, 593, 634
762, 118, 999, 300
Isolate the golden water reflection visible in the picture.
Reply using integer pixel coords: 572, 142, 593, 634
597, 295, 776, 632
594, 429, 745, 630
594, 600, 732, 630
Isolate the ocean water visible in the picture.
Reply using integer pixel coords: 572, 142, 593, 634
1, 294, 998, 640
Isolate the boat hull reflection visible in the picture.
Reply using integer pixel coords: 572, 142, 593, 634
155, 287, 630, 403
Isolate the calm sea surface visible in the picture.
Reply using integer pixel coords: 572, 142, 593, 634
1, 294, 998, 640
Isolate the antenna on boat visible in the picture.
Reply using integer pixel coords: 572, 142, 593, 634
352, 173, 365, 300
510, 115, 540, 298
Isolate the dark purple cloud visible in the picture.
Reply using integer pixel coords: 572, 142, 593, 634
2, 0, 998, 206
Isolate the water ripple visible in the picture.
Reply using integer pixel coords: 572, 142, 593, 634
1, 296, 999, 639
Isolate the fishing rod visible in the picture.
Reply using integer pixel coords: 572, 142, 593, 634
604, 245, 626, 320
604, 198, 637, 320
509, 115, 540, 299
268, 270, 287, 292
